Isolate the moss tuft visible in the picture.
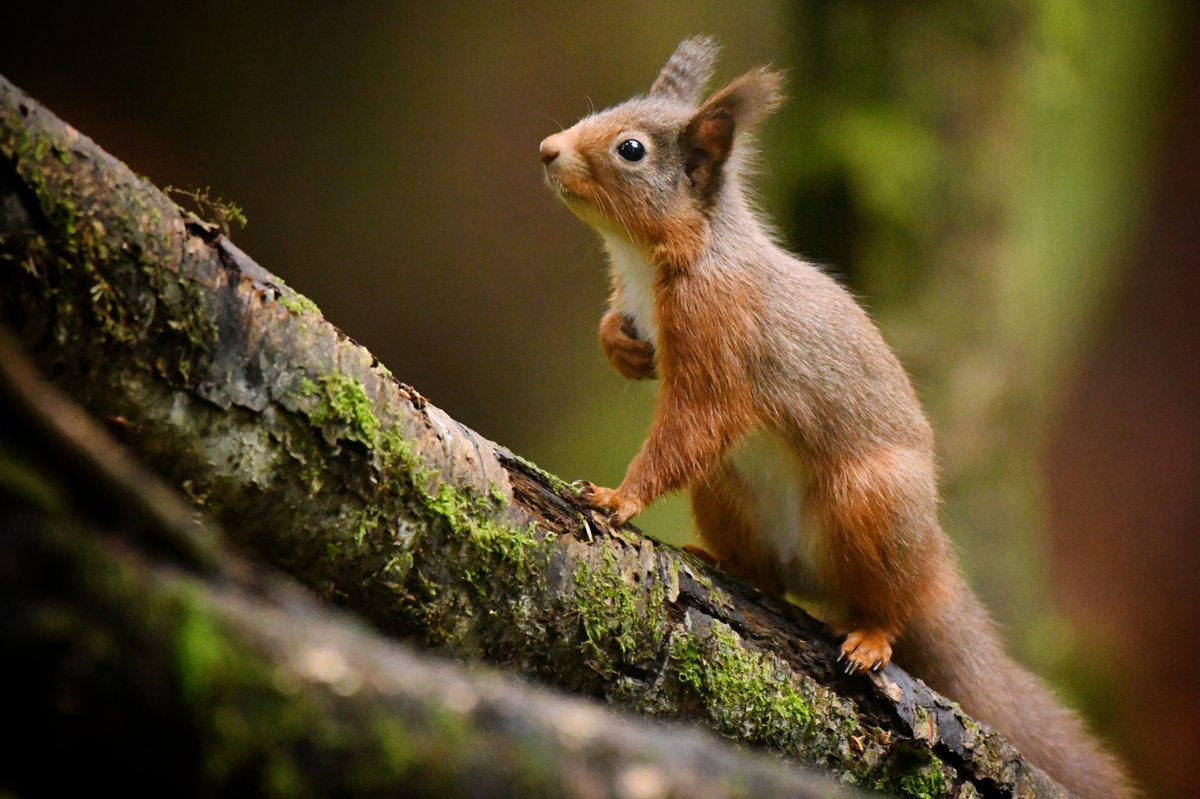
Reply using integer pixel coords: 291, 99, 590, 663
301, 374, 381, 447
3, 116, 220, 382
164, 185, 248, 234
668, 620, 815, 745
279, 293, 320, 316
869, 745, 954, 799
571, 547, 664, 668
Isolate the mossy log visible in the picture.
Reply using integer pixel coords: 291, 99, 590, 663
0, 74, 1065, 798
0, 335, 854, 799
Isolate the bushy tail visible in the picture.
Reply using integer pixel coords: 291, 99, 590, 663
898, 588, 1134, 798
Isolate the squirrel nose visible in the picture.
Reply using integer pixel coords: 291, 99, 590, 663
539, 135, 562, 166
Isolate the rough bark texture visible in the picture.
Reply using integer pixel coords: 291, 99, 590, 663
0, 74, 1067, 798
0, 334, 855, 799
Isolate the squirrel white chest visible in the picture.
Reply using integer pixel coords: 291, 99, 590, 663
601, 233, 659, 349
726, 431, 825, 595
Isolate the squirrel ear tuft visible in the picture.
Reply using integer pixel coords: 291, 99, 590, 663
683, 68, 785, 196
650, 36, 719, 104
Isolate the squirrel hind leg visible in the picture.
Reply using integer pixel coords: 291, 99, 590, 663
813, 447, 952, 667
838, 628, 894, 673
688, 471, 787, 596
681, 543, 721, 566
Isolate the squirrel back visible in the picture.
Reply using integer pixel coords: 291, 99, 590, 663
542, 37, 1133, 798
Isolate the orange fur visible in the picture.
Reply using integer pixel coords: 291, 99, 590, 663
812, 448, 954, 638
603, 267, 760, 515
648, 210, 709, 271
690, 464, 786, 595
543, 37, 1135, 798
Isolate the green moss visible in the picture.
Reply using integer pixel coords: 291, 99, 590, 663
156, 578, 345, 795
670, 629, 706, 692
668, 621, 815, 745
664, 619, 957, 797
369, 423, 541, 571
371, 716, 419, 777
570, 547, 664, 667
301, 374, 380, 447
896, 767, 952, 799
279, 293, 320, 316
462, 513, 542, 574
164, 185, 248, 234
288, 371, 554, 641
667, 619, 955, 791
264, 757, 304, 797
868, 746, 954, 799
378, 426, 526, 551
3, 117, 219, 382
382, 552, 414, 583
169, 605, 446, 797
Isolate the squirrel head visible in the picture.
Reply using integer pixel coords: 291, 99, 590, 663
540, 37, 784, 268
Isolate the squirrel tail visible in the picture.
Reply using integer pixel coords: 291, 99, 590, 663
899, 587, 1135, 798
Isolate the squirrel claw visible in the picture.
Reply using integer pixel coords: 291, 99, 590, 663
839, 628, 893, 675
606, 496, 642, 527
575, 482, 642, 527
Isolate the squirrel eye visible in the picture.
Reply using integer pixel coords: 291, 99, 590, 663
616, 139, 646, 162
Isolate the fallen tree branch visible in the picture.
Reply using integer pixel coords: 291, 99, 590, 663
0, 333, 855, 798
0, 74, 1064, 798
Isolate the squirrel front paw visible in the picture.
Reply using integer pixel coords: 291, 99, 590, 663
599, 311, 657, 380
574, 480, 643, 526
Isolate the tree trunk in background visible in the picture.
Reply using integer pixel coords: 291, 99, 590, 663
0, 76, 1071, 797
776, 0, 1182, 722
1046, 15, 1200, 796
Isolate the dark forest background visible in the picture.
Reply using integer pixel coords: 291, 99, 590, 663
4, 3, 1198, 795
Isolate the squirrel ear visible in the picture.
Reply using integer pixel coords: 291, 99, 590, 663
650, 36, 719, 104
683, 67, 784, 195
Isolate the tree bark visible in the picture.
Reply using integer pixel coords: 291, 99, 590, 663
0, 74, 1066, 798
0, 334, 854, 799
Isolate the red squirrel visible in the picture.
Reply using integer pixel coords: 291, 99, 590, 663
540, 37, 1132, 798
